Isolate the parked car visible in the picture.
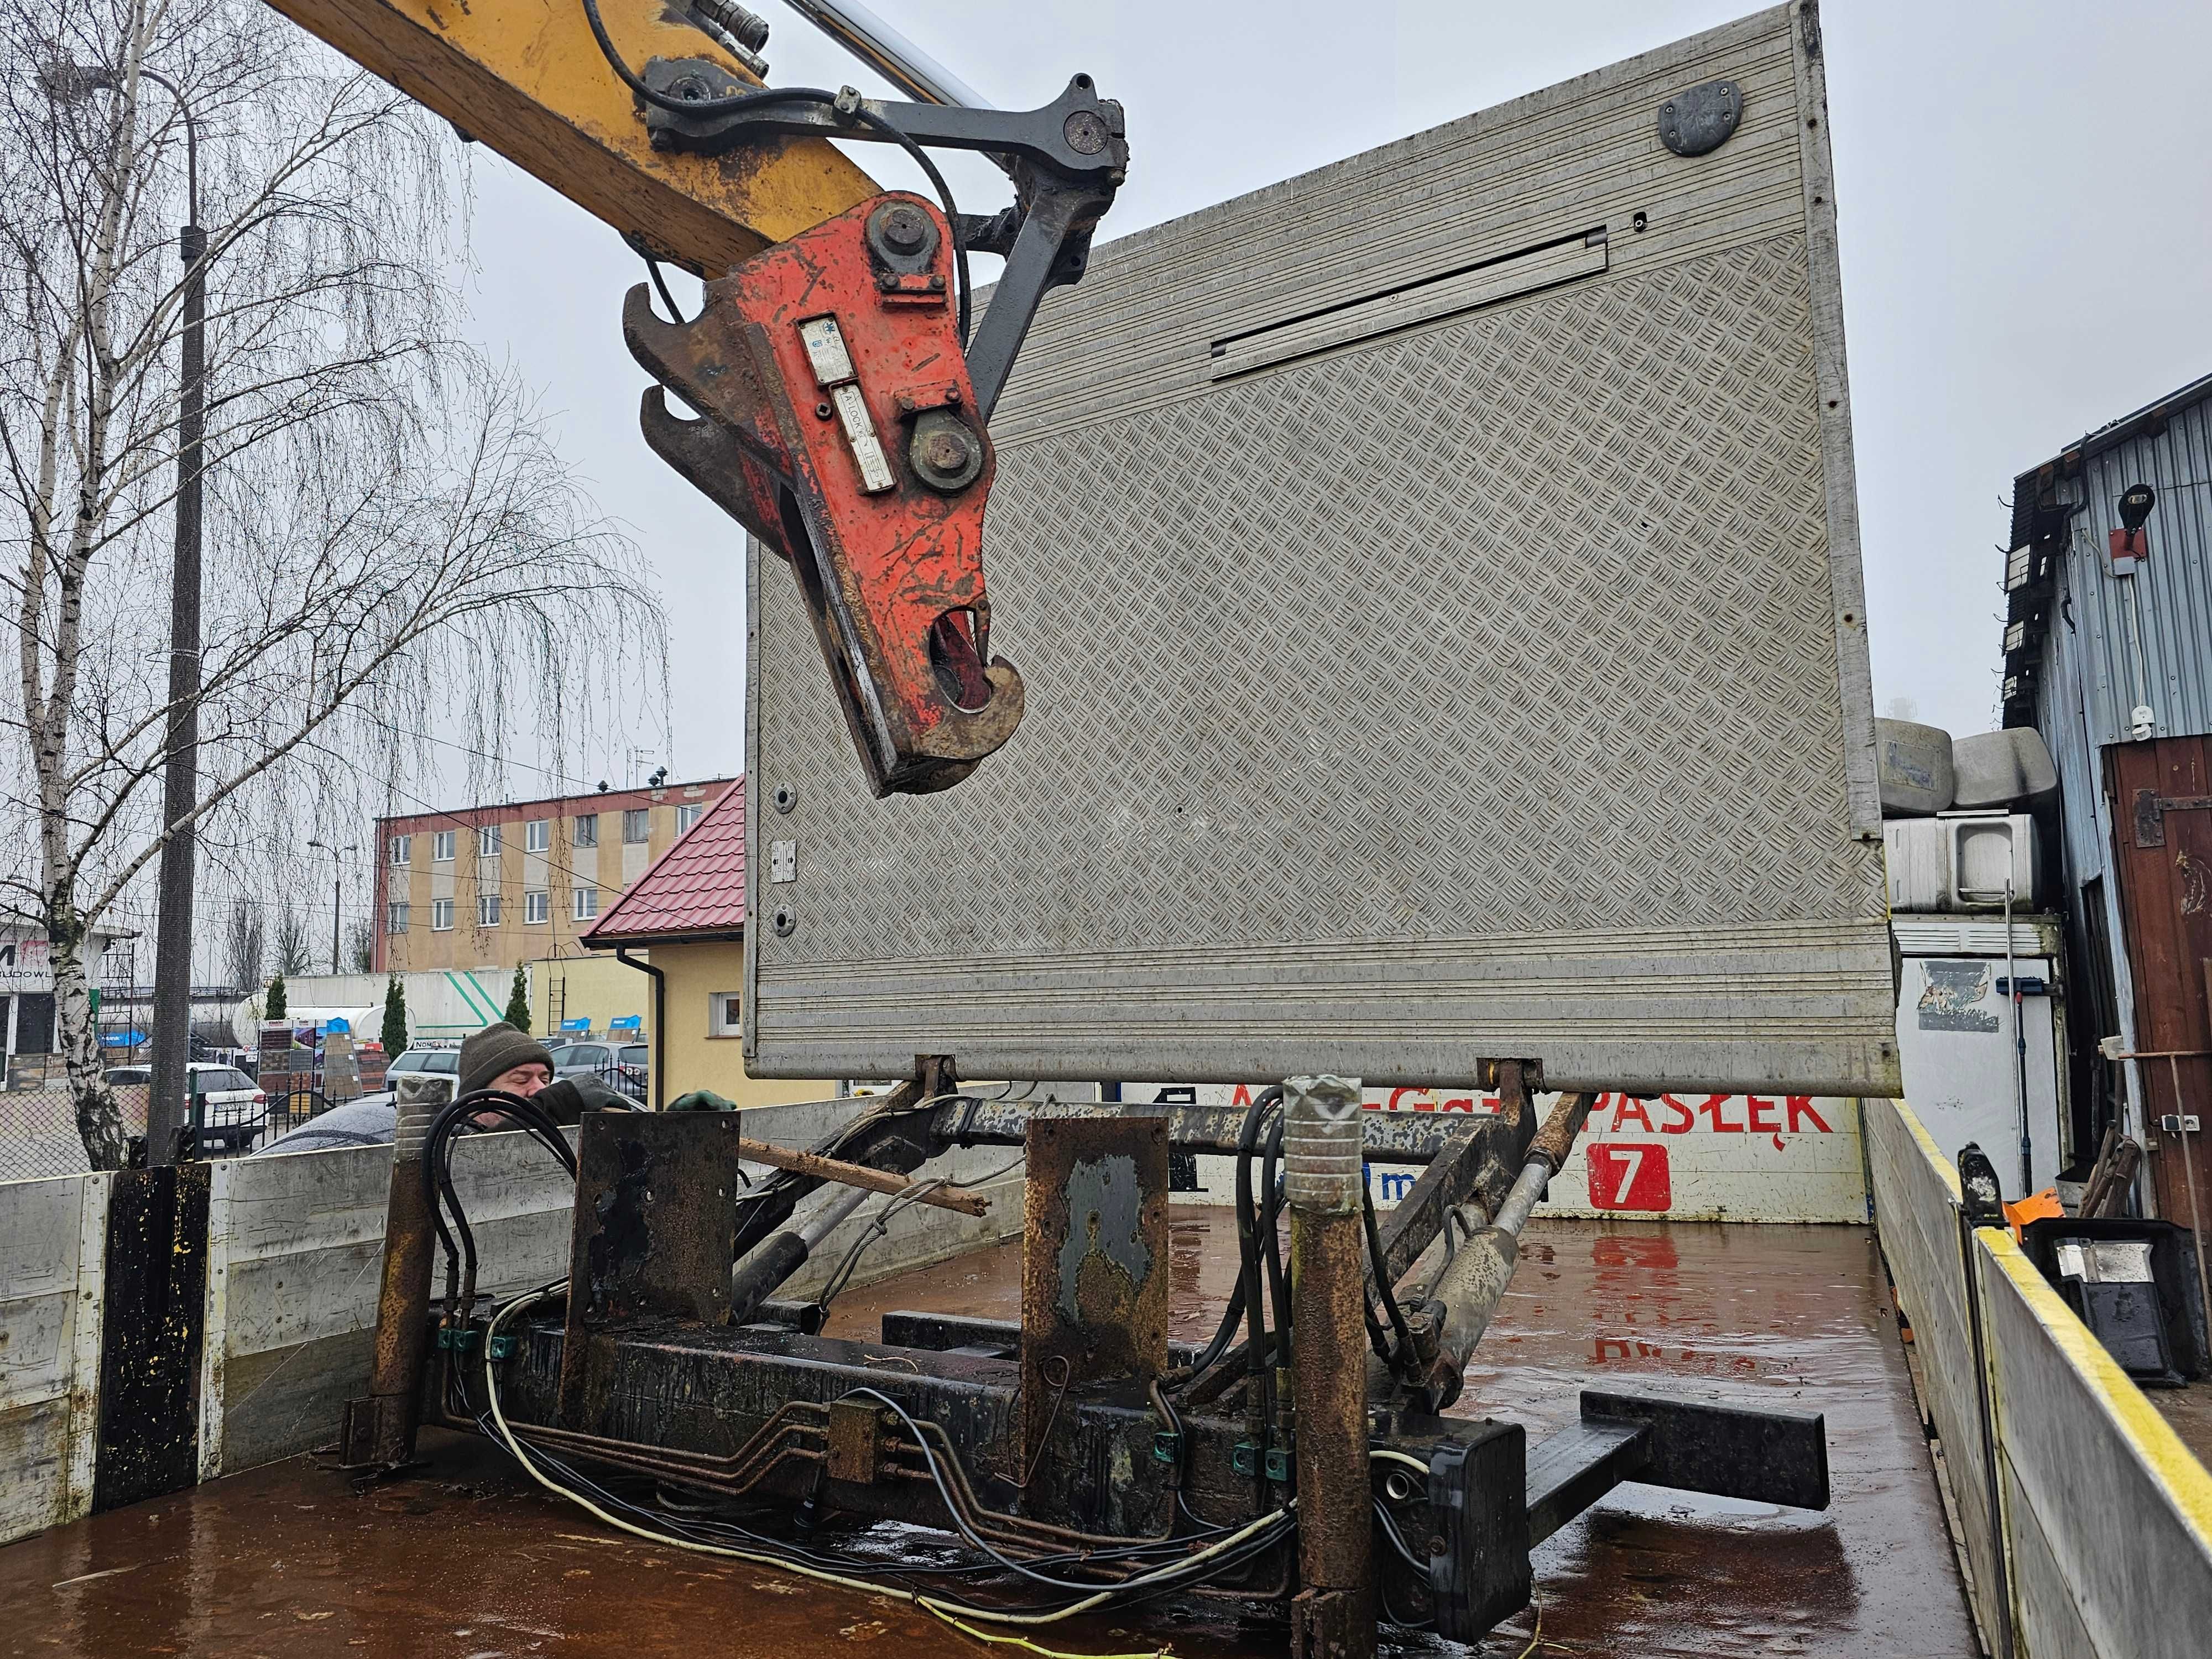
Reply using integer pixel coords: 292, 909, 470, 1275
103, 1062, 268, 1152
385, 1046, 461, 1094
551, 1041, 615, 1079
555, 1040, 648, 1102
253, 1092, 397, 1156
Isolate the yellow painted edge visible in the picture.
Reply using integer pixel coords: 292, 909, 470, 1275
1885, 1097, 1965, 1201
1976, 1225, 2212, 1553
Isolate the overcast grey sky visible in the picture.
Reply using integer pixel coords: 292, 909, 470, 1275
452, 0, 2212, 786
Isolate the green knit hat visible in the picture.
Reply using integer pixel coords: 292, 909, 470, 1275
458, 1021, 555, 1098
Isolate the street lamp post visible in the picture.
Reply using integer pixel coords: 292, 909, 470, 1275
307, 841, 358, 974
44, 61, 205, 1168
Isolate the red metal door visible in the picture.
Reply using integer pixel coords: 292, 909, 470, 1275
2108, 738, 2212, 1225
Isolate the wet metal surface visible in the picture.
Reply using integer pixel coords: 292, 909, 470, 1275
2151, 1378, 2212, 1472
0, 1214, 1974, 1657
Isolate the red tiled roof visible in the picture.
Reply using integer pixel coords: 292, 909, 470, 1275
585, 780, 745, 945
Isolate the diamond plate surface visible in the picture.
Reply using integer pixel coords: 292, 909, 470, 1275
761, 234, 1870, 959
745, 7, 1894, 1091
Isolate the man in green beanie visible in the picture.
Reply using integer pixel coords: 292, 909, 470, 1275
458, 1021, 555, 1100
457, 1020, 630, 1125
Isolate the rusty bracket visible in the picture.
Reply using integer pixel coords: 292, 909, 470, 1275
556, 1112, 753, 1432
1369, 1124, 1518, 1292
2132, 787, 2212, 848
1019, 1109, 1170, 1472
826, 1397, 886, 1485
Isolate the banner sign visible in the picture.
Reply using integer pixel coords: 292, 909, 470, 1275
1118, 1081, 1868, 1224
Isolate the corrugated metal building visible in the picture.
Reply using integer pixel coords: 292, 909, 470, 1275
2002, 367, 2212, 1222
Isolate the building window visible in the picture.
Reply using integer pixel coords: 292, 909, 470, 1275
572, 886, 599, 921
573, 813, 598, 848
708, 991, 742, 1038
524, 890, 549, 925
478, 823, 502, 857
433, 830, 455, 862
622, 808, 650, 843
675, 803, 703, 834
431, 898, 454, 931
385, 902, 409, 934
389, 834, 410, 866
525, 818, 550, 853
477, 893, 502, 927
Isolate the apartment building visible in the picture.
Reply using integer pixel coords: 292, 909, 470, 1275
371, 777, 737, 975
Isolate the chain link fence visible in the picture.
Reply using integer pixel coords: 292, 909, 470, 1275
0, 1082, 148, 1181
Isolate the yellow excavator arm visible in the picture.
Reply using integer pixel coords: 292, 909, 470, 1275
262, 0, 1128, 795
262, 0, 879, 273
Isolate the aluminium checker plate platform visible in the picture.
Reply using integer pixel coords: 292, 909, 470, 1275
742, 3, 1900, 1097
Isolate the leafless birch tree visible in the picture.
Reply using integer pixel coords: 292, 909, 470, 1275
1, 0, 665, 1166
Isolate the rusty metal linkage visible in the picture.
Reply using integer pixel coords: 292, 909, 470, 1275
374, 1063, 1829, 1655
1396, 1092, 1596, 1415
1284, 1076, 1376, 1658
732, 1134, 990, 1215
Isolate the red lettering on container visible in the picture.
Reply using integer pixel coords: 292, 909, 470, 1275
1609, 1097, 1655, 1134
1658, 1095, 1695, 1133
1747, 1096, 1781, 1134
1787, 1097, 1832, 1133
1698, 1095, 1745, 1133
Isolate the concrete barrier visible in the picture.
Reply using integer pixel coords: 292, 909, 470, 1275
1866, 1097, 2212, 1656
0, 1171, 109, 1540
0, 1098, 1024, 1545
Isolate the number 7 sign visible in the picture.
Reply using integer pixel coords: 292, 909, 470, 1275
1586, 1141, 1671, 1211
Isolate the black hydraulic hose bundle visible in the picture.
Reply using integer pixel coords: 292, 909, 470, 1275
1363, 1182, 1417, 1373
423, 1088, 580, 1324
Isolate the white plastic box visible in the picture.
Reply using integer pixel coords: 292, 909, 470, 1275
1884, 813, 2038, 912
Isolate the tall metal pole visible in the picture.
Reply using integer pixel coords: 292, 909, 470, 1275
146, 75, 202, 1170
1282, 1074, 1376, 1659
331, 867, 342, 973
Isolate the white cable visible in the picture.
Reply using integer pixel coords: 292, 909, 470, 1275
1370, 1447, 1432, 1477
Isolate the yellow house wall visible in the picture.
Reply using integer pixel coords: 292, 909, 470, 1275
639, 941, 836, 1109
532, 953, 650, 1036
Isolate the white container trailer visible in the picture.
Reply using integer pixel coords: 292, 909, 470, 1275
1891, 914, 2068, 1197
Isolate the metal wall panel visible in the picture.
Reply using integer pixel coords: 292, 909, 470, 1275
745, 5, 1895, 1093
2023, 385, 2212, 1135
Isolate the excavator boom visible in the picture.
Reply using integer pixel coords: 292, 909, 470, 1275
261, 0, 879, 273
262, 0, 1126, 794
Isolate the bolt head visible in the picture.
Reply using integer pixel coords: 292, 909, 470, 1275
920, 430, 971, 472
1062, 108, 1110, 156
814, 401, 833, 420
907, 410, 983, 492
878, 204, 928, 253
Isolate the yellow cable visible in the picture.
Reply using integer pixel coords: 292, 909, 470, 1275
1512, 1601, 1543, 1658
921, 1604, 1171, 1659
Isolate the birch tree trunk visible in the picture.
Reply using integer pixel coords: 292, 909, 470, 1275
1, 0, 666, 1167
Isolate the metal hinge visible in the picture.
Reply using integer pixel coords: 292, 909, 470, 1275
2131, 787, 2212, 848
